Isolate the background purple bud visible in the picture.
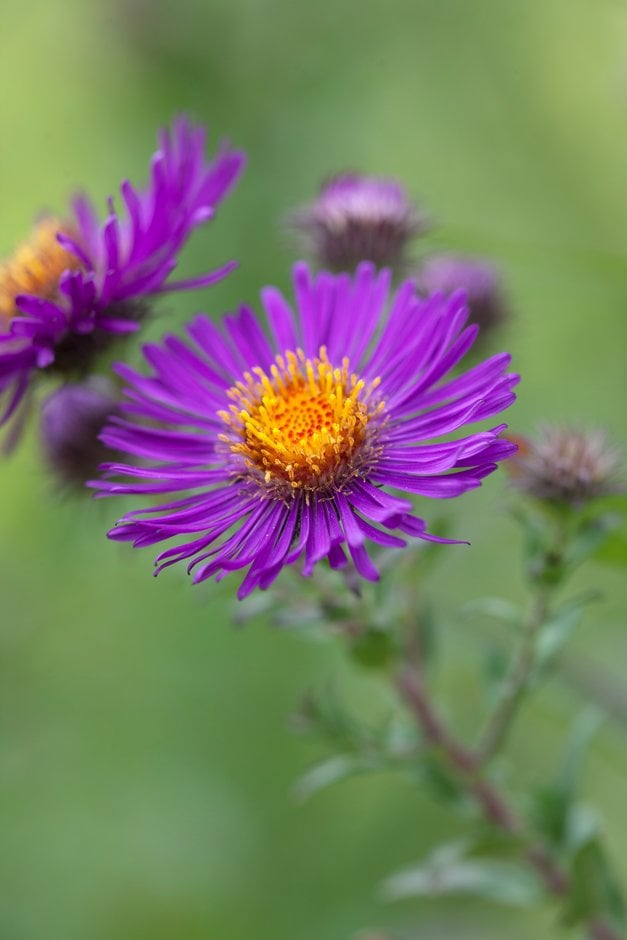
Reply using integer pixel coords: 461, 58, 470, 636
415, 254, 508, 339
40, 378, 121, 489
289, 173, 428, 273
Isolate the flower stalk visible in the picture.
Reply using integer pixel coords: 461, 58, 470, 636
288, 476, 624, 938
395, 660, 621, 940
475, 582, 552, 763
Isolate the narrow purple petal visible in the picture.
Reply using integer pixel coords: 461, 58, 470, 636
94, 261, 516, 596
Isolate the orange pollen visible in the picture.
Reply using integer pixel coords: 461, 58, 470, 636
0, 217, 82, 324
218, 346, 385, 493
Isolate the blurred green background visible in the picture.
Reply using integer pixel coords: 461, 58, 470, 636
1, 0, 627, 937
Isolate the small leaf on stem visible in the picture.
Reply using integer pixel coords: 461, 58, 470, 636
293, 753, 384, 802
561, 837, 625, 931
382, 839, 542, 907
534, 592, 600, 674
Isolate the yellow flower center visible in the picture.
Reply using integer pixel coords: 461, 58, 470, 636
0, 218, 82, 324
219, 346, 384, 494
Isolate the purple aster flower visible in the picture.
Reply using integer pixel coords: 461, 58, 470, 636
0, 116, 245, 431
40, 378, 121, 489
416, 254, 508, 338
290, 173, 427, 273
93, 262, 519, 599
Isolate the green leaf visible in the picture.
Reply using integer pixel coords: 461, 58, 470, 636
511, 504, 568, 586
291, 685, 378, 752
593, 527, 627, 568
534, 591, 600, 672
481, 643, 510, 705
293, 753, 382, 802
412, 515, 453, 573
558, 709, 604, 801
416, 754, 468, 808
411, 602, 438, 670
382, 840, 542, 907
565, 803, 601, 856
530, 785, 571, 849
461, 597, 522, 630
232, 590, 277, 625
561, 836, 625, 930
567, 514, 623, 570
350, 626, 396, 669
530, 710, 604, 850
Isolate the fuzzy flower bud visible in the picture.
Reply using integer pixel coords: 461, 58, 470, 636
289, 173, 427, 273
415, 254, 508, 338
509, 426, 623, 508
40, 378, 120, 489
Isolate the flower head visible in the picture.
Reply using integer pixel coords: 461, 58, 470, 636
94, 263, 518, 599
290, 173, 427, 273
416, 254, 508, 337
509, 426, 622, 508
0, 117, 245, 430
40, 378, 121, 489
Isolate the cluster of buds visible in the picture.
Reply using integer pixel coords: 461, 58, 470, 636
287, 173, 622, 516
290, 173, 509, 340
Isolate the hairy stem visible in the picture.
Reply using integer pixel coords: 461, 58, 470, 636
397, 666, 561, 881
589, 918, 624, 940
395, 663, 621, 940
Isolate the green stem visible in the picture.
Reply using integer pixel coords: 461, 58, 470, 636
475, 514, 571, 764
476, 584, 551, 762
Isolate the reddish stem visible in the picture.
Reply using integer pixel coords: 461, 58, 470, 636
395, 665, 621, 940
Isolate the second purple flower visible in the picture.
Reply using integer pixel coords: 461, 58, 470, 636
0, 116, 245, 431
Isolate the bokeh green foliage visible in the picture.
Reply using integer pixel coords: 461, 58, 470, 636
1, 1, 626, 938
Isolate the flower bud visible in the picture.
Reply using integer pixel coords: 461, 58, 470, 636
416, 254, 508, 338
289, 173, 427, 273
40, 378, 120, 489
508, 426, 622, 508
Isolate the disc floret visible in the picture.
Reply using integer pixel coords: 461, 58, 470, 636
0, 218, 80, 323
219, 346, 384, 496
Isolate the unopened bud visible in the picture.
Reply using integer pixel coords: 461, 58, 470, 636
508, 426, 622, 508
40, 378, 120, 489
289, 173, 427, 273
416, 254, 508, 338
